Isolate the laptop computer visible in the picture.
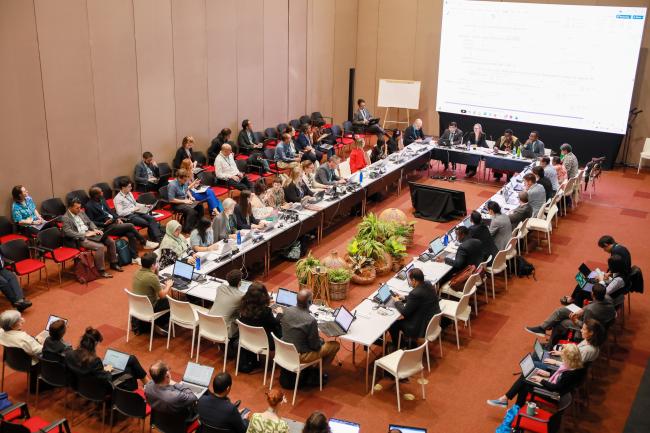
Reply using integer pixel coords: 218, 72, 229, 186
276, 288, 298, 307
328, 418, 360, 433
520, 353, 546, 385
180, 362, 214, 399
576, 263, 598, 292
396, 263, 414, 280
308, 190, 325, 204
388, 424, 427, 433
319, 306, 355, 337
533, 339, 551, 363
171, 260, 194, 289
428, 237, 446, 256
373, 284, 397, 308
134, 202, 157, 214
103, 348, 131, 375
36, 315, 68, 341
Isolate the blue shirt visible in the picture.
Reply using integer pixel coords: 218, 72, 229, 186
168, 180, 188, 201
11, 197, 37, 223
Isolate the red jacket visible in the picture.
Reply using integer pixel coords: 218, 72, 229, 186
349, 148, 367, 173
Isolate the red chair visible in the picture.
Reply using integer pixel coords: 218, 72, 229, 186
0, 239, 48, 290
36, 228, 81, 286
0, 402, 71, 433
512, 393, 572, 433
0, 217, 29, 245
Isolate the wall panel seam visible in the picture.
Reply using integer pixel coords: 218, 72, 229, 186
85, 0, 102, 177
130, 0, 144, 156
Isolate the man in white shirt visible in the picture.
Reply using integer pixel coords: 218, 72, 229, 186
114, 178, 163, 241
213, 144, 252, 190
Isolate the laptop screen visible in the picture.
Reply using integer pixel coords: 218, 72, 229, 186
429, 237, 445, 255
579, 263, 591, 277
575, 271, 587, 289
388, 425, 427, 433
376, 284, 392, 303
329, 418, 360, 433
183, 362, 214, 387
533, 339, 544, 359
334, 306, 354, 333
461, 218, 472, 228
45, 315, 67, 331
103, 349, 130, 371
173, 260, 194, 281
519, 353, 535, 377
276, 288, 298, 307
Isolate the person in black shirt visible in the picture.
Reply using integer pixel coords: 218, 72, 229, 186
198, 372, 249, 433
440, 226, 483, 273
532, 166, 553, 200
208, 128, 234, 163
468, 211, 498, 262
598, 235, 632, 277
465, 123, 488, 177
233, 190, 266, 231
173, 136, 198, 170
42, 319, 72, 362
237, 119, 263, 155
403, 119, 425, 146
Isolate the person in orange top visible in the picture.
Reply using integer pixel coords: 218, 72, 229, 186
348, 137, 370, 174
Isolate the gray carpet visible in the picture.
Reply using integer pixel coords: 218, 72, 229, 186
624, 358, 650, 433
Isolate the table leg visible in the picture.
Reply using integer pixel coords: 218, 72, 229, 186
397, 170, 403, 196
352, 342, 356, 365
365, 347, 370, 392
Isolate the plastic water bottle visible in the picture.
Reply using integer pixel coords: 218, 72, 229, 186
359, 171, 363, 183
512, 147, 516, 156
236, 231, 241, 246
195, 257, 201, 271
517, 147, 522, 158
443, 233, 449, 246
467, 141, 471, 151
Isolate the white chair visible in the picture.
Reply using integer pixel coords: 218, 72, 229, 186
440, 293, 472, 350
486, 249, 508, 298
269, 333, 322, 405
396, 312, 444, 372
486, 140, 495, 150
440, 272, 481, 317
527, 204, 558, 254
124, 289, 169, 352
561, 177, 576, 216
536, 197, 551, 219
338, 159, 352, 178
504, 237, 519, 275
196, 311, 229, 371
371, 342, 427, 412
475, 257, 491, 304
637, 137, 650, 174
544, 148, 552, 157
235, 320, 270, 386
166, 297, 208, 359
516, 218, 530, 254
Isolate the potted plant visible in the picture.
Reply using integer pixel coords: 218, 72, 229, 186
295, 251, 321, 290
346, 239, 376, 285
384, 236, 408, 271
356, 236, 393, 276
390, 221, 416, 246
327, 268, 352, 300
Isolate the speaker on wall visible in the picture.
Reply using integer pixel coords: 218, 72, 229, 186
348, 68, 355, 121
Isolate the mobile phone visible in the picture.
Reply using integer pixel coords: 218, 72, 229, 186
240, 408, 251, 419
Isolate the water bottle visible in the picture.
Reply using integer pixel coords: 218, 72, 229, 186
359, 171, 363, 183
195, 257, 201, 271
467, 141, 471, 151
517, 147, 521, 158
236, 231, 241, 246
512, 147, 516, 156
443, 233, 449, 246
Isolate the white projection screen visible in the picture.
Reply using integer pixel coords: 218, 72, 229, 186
436, 0, 646, 134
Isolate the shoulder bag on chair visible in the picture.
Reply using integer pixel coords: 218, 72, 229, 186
449, 264, 476, 292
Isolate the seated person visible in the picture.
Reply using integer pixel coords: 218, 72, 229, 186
190, 218, 217, 252
262, 177, 289, 209
439, 121, 462, 170
486, 344, 584, 408
385, 128, 400, 154
173, 136, 198, 170
486, 201, 512, 251
540, 156, 559, 192
208, 128, 234, 163
468, 211, 498, 262
62, 198, 119, 277
525, 283, 616, 347
532, 166, 553, 200
239, 282, 282, 352
439, 226, 483, 273
237, 119, 263, 154
11, 185, 53, 236
315, 156, 345, 186
295, 124, 323, 164
66, 327, 147, 391
508, 191, 532, 227
284, 167, 314, 203
280, 289, 340, 369
302, 411, 330, 433
198, 372, 249, 433
144, 360, 197, 425
134, 151, 168, 192
370, 139, 390, 163
132, 252, 171, 332
521, 131, 545, 158
464, 123, 488, 177
167, 169, 205, 233
553, 156, 567, 184
246, 389, 288, 433
212, 198, 238, 242
301, 160, 327, 192
492, 129, 522, 180
352, 98, 384, 140
114, 178, 163, 242
563, 255, 627, 308
0, 310, 42, 391
542, 319, 605, 368
388, 268, 441, 348
234, 190, 266, 231
349, 138, 369, 174
523, 173, 546, 217
42, 319, 72, 362
275, 133, 301, 169
403, 119, 425, 146
312, 124, 335, 158
0, 254, 32, 312
214, 144, 253, 190
250, 180, 274, 220
157, 220, 196, 267
209, 270, 245, 339
85, 186, 157, 260
179, 158, 223, 214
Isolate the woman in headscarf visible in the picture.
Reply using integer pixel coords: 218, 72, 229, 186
157, 220, 196, 268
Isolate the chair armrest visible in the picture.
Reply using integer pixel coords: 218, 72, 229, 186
0, 401, 28, 419
514, 412, 550, 429
532, 387, 560, 402
34, 246, 54, 254
41, 418, 71, 433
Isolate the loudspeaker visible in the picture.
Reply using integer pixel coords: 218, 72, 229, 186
348, 68, 355, 121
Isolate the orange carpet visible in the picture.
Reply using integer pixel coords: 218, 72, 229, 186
2, 167, 649, 433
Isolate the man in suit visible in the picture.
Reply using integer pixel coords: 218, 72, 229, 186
295, 124, 323, 164
237, 119, 263, 154
388, 268, 440, 347
144, 361, 198, 425
0, 254, 31, 312
523, 173, 546, 217
352, 98, 384, 140
487, 201, 512, 251
438, 121, 463, 170
468, 211, 498, 262
441, 226, 483, 273
280, 289, 340, 368
598, 235, 632, 276
134, 151, 168, 192
403, 119, 425, 146
521, 131, 545, 158
533, 166, 553, 200
209, 270, 245, 338
315, 156, 346, 186
198, 372, 249, 433
509, 191, 533, 227
61, 198, 118, 278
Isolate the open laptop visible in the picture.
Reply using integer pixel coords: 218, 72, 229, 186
396, 263, 414, 280
134, 201, 157, 214
428, 237, 446, 257
171, 260, 194, 289
103, 348, 130, 375
275, 288, 298, 307
520, 353, 547, 385
319, 306, 355, 337
575, 263, 598, 292
179, 362, 214, 399
36, 315, 68, 341
308, 190, 325, 204
328, 418, 360, 433
388, 425, 427, 433
533, 339, 552, 363
373, 284, 397, 308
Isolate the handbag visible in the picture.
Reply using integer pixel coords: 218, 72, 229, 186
74, 251, 101, 284
449, 264, 476, 292
115, 239, 132, 267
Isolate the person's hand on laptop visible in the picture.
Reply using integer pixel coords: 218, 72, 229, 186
543, 358, 560, 366
529, 376, 543, 384
104, 364, 113, 373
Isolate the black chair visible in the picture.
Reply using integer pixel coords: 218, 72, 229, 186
150, 409, 199, 433
311, 111, 332, 123
514, 392, 572, 433
74, 374, 113, 433
201, 423, 236, 433
136, 192, 158, 205
109, 386, 149, 433
35, 356, 68, 413
40, 198, 66, 220
195, 151, 207, 166
342, 120, 356, 135
288, 119, 300, 130
158, 162, 172, 179
0, 216, 29, 244
264, 127, 278, 139
64, 190, 89, 207
93, 183, 113, 200
263, 148, 283, 175
1, 347, 33, 402
0, 402, 71, 433
277, 123, 288, 135
253, 131, 265, 146
112, 176, 132, 194
197, 171, 216, 187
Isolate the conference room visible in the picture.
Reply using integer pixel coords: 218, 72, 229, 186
1, 1, 649, 432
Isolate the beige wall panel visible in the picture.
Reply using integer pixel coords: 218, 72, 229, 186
206, 0, 238, 138
133, 0, 177, 163
288, 0, 308, 120
172, 0, 209, 149
236, 0, 265, 131
413, 0, 442, 134
34, 0, 99, 197
354, 0, 380, 117
87, 0, 141, 181
263, 0, 290, 128
306, 0, 335, 116
0, 0, 51, 211
332, 0, 358, 124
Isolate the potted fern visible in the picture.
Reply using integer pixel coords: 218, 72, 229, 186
327, 268, 352, 300
295, 251, 321, 290
346, 239, 376, 285
384, 236, 408, 271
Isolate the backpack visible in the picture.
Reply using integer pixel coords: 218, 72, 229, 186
496, 403, 520, 433
0, 392, 12, 411
115, 239, 132, 267
515, 256, 535, 279
74, 251, 101, 284
629, 265, 644, 294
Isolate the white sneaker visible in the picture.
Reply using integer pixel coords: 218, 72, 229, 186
132, 257, 142, 265
144, 241, 159, 249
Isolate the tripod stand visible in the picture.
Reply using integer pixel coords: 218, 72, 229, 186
620, 108, 642, 171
